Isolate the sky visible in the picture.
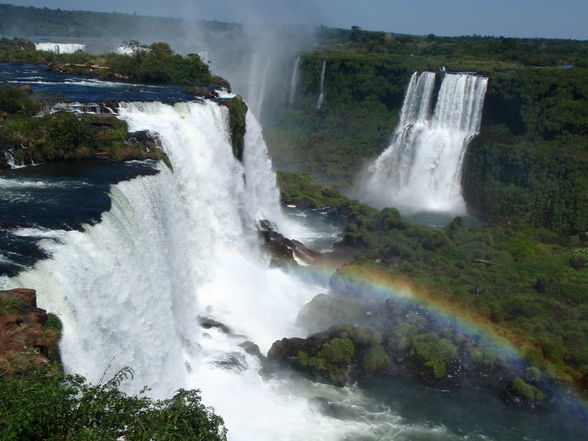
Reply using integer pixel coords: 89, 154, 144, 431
4, 0, 588, 40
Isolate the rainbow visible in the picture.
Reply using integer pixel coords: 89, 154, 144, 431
290, 257, 588, 406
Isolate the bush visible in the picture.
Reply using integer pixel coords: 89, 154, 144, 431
0, 86, 36, 116
0, 368, 227, 441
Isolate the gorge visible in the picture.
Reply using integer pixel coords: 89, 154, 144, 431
1, 8, 588, 440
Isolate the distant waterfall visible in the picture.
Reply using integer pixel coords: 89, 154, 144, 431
35, 42, 85, 53
247, 53, 273, 118
288, 56, 301, 106
316, 60, 326, 110
358, 72, 488, 214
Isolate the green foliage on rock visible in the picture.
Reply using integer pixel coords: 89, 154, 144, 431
0, 36, 226, 88
511, 377, 545, 404
362, 344, 389, 373
223, 96, 247, 161
319, 337, 355, 367
43, 313, 62, 334
0, 296, 21, 316
1, 105, 170, 167
0, 367, 227, 441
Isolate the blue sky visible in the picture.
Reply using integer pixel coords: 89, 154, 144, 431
5, 0, 588, 40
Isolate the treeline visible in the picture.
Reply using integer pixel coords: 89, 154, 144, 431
0, 37, 226, 87
0, 3, 184, 40
317, 26, 588, 68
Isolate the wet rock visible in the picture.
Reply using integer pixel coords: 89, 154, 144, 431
199, 316, 232, 334
185, 85, 219, 99
257, 219, 320, 265
240, 340, 264, 360
215, 352, 247, 371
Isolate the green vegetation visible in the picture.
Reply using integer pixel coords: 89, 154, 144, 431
0, 37, 225, 88
1, 111, 163, 164
0, 367, 227, 441
277, 171, 377, 221
341, 210, 588, 390
362, 344, 389, 373
0, 87, 170, 167
316, 26, 588, 68
0, 296, 21, 317
0, 85, 37, 116
223, 96, 248, 161
281, 172, 587, 397
511, 377, 545, 405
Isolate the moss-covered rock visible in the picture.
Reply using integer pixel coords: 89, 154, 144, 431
0, 108, 171, 168
362, 344, 390, 374
505, 378, 545, 407
222, 96, 247, 161
267, 333, 355, 386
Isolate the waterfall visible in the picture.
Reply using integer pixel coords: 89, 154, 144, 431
288, 56, 301, 106
243, 111, 283, 225
358, 72, 488, 214
6, 100, 375, 440
35, 42, 85, 54
243, 111, 313, 241
316, 60, 326, 110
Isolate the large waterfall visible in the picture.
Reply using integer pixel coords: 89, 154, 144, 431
358, 72, 488, 214
7, 101, 376, 440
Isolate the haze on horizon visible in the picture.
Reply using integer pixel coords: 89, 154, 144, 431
3, 0, 588, 40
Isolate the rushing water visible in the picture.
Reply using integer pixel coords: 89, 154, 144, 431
0, 63, 192, 102
357, 71, 488, 215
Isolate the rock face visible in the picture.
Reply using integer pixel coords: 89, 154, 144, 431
267, 331, 356, 387
0, 289, 60, 375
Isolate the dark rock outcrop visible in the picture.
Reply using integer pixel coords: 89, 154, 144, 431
257, 219, 320, 265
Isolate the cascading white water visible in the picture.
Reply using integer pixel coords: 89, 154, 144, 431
5, 100, 378, 440
288, 56, 301, 106
243, 111, 314, 241
358, 72, 488, 214
316, 60, 327, 110
35, 42, 85, 54
243, 111, 283, 224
